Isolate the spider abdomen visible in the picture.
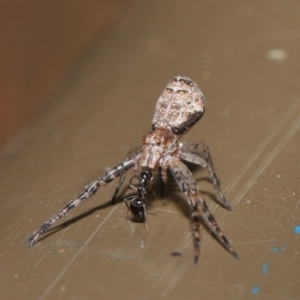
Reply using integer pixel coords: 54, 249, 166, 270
152, 75, 206, 136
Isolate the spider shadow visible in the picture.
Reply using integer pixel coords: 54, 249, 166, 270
37, 185, 154, 243
37, 198, 116, 243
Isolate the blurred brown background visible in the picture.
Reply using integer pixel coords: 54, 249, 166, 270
0, 0, 125, 149
1, 1, 300, 299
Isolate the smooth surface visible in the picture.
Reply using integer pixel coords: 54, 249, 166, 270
1, 1, 300, 299
0, 0, 125, 148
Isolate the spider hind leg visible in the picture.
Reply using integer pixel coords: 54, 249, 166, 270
169, 160, 238, 263
180, 141, 232, 211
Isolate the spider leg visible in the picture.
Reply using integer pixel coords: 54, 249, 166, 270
160, 167, 168, 184
143, 202, 148, 231
168, 160, 238, 264
25, 157, 138, 248
111, 147, 141, 203
168, 160, 201, 264
124, 196, 134, 218
179, 151, 207, 167
180, 141, 232, 211
111, 173, 126, 204
199, 199, 238, 261
157, 167, 167, 198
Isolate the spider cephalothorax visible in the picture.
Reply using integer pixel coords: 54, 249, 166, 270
141, 129, 178, 170
25, 75, 238, 264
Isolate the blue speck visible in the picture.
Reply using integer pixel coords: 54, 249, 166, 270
262, 263, 269, 274
251, 286, 260, 294
272, 247, 279, 253
294, 226, 300, 234
281, 245, 287, 250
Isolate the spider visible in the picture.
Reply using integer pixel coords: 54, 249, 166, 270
25, 75, 238, 264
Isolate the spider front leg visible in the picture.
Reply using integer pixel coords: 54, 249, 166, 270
111, 147, 141, 203
25, 157, 138, 248
168, 160, 238, 264
180, 141, 232, 211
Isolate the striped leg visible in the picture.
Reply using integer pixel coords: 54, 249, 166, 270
180, 141, 232, 210
199, 198, 238, 259
111, 147, 141, 203
169, 160, 201, 264
168, 160, 238, 264
25, 158, 136, 248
